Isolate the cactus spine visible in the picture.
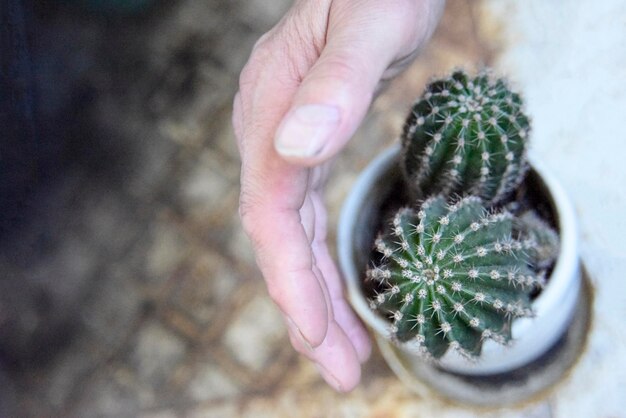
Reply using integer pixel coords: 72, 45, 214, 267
402, 69, 530, 204
368, 196, 543, 359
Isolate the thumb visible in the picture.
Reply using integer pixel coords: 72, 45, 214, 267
273, 2, 433, 165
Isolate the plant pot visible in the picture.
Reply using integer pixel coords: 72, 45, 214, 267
338, 143, 582, 377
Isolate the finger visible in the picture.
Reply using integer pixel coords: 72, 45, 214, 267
273, 0, 435, 165
302, 167, 371, 362
282, 263, 333, 358
241, 187, 330, 347
276, 186, 364, 390
315, 241, 372, 363
332, 294, 372, 364
309, 190, 372, 363
312, 320, 361, 392
286, 317, 361, 392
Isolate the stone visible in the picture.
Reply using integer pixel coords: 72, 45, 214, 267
187, 363, 240, 402
181, 149, 239, 215
145, 222, 189, 283
132, 322, 187, 387
222, 295, 286, 372
212, 109, 241, 163
226, 218, 256, 268
80, 271, 143, 348
170, 251, 240, 326
41, 338, 101, 408
138, 410, 179, 418
187, 403, 238, 418
234, 0, 292, 31
80, 192, 141, 254
72, 374, 140, 418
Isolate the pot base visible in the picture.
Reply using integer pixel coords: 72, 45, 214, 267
376, 265, 593, 407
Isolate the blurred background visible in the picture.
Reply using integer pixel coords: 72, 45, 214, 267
1, 0, 624, 417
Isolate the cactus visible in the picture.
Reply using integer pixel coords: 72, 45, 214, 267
402, 69, 530, 205
515, 211, 560, 270
367, 195, 544, 359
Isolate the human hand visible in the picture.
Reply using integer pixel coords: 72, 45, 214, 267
232, 0, 444, 392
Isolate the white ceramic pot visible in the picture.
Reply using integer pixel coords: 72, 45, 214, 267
338, 143, 581, 375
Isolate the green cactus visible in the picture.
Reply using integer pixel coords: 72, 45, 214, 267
402, 69, 530, 205
515, 211, 560, 270
367, 195, 544, 359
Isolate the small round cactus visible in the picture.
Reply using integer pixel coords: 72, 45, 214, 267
515, 211, 560, 270
367, 196, 543, 359
402, 69, 530, 205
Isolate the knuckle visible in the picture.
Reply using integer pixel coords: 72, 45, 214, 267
240, 25, 311, 90
316, 54, 362, 83
238, 188, 266, 250
252, 32, 270, 51
239, 33, 276, 86
238, 197, 257, 237
238, 59, 257, 90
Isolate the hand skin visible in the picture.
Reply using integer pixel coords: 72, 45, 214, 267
232, 0, 445, 392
